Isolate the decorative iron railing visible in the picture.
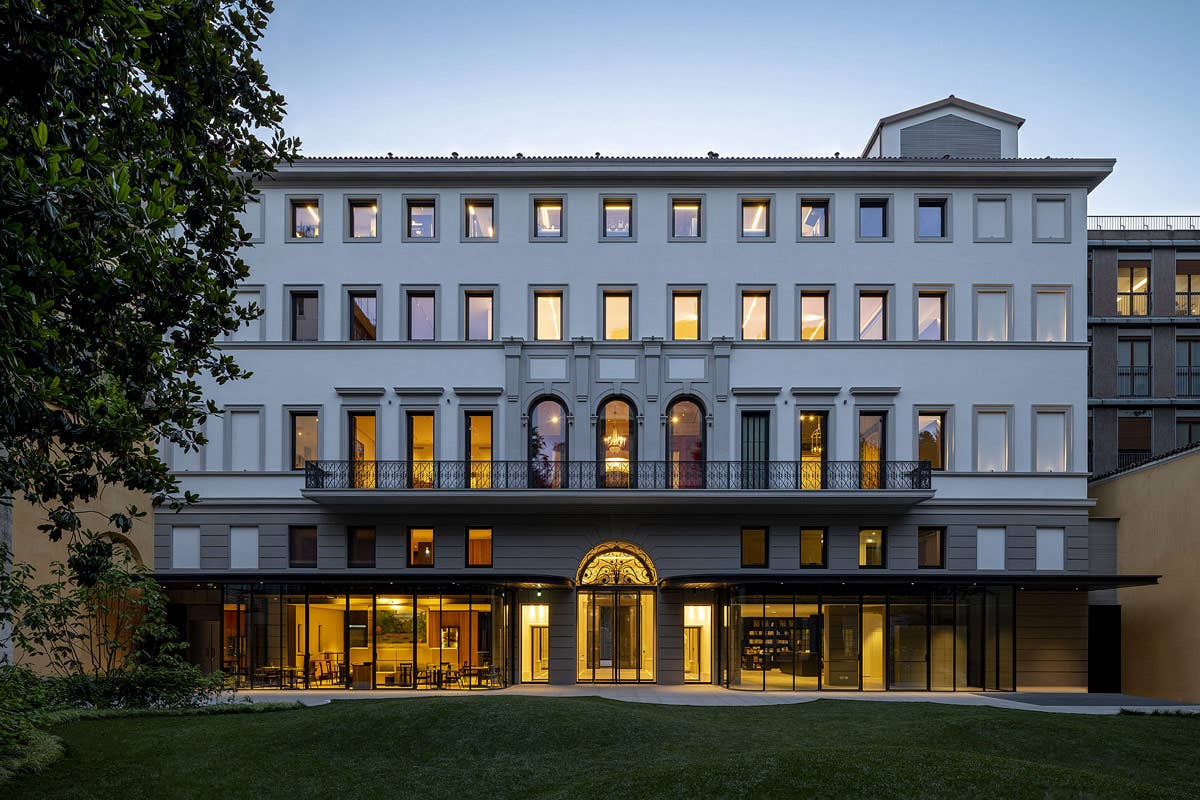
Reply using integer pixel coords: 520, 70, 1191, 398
304, 460, 932, 491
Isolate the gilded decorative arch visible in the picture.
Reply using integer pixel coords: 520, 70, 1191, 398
576, 541, 657, 586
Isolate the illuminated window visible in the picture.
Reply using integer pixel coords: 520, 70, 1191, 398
799, 198, 830, 239
465, 292, 493, 341
464, 197, 496, 240
347, 526, 376, 568
799, 411, 826, 489
672, 291, 701, 340
917, 291, 946, 341
467, 528, 493, 567
1117, 264, 1149, 316
529, 398, 567, 488
667, 397, 705, 489
407, 292, 435, 341
918, 528, 944, 568
408, 527, 434, 567
465, 411, 493, 488
916, 197, 948, 240
859, 411, 886, 489
534, 291, 563, 341
739, 197, 771, 240
348, 411, 376, 488
346, 197, 379, 240
598, 397, 635, 488
857, 197, 889, 240
533, 197, 564, 239
602, 197, 634, 239
603, 291, 632, 340
348, 291, 377, 341
407, 411, 435, 488
858, 528, 885, 568
859, 291, 887, 341
290, 411, 318, 470
800, 528, 825, 567
740, 291, 769, 340
289, 197, 321, 240
670, 197, 703, 240
405, 197, 437, 240
917, 412, 945, 471
741, 527, 768, 567
800, 291, 828, 341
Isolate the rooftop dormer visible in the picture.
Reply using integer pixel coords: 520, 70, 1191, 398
862, 95, 1024, 159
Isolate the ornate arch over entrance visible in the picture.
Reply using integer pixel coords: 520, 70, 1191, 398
576, 541, 657, 586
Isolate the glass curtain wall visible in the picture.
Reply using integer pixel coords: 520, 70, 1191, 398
576, 590, 655, 683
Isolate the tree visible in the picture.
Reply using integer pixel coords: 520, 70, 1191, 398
0, 0, 298, 582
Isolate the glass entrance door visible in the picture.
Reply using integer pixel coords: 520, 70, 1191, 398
577, 590, 655, 683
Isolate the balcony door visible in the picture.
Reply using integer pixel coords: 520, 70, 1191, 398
407, 411, 435, 488
348, 411, 376, 488
740, 411, 769, 489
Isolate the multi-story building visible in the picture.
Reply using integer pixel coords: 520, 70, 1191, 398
1087, 216, 1200, 474
159, 96, 1154, 693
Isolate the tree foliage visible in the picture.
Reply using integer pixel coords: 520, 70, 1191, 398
0, 0, 297, 574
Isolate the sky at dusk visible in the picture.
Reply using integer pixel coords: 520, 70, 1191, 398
259, 0, 1200, 214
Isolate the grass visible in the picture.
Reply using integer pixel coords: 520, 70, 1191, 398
10, 696, 1200, 799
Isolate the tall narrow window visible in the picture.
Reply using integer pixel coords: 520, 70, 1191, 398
529, 398, 567, 488
349, 291, 377, 340
1176, 417, 1200, 448
858, 197, 889, 239
347, 198, 378, 239
917, 412, 945, 470
1177, 339, 1200, 397
465, 411, 493, 488
859, 292, 887, 341
741, 527, 768, 567
673, 292, 701, 341
407, 292, 436, 341
800, 292, 828, 341
407, 411, 435, 489
1035, 411, 1068, 472
740, 291, 769, 340
602, 197, 634, 239
465, 292, 494, 341
1035, 290, 1068, 342
533, 197, 564, 238
671, 197, 702, 239
667, 398, 705, 488
289, 198, 320, 239
917, 292, 946, 341
291, 291, 319, 341
406, 197, 437, 239
1117, 338, 1151, 397
1117, 264, 1150, 316
467, 527, 493, 567
1036, 528, 1065, 571
1176, 261, 1200, 316
348, 411, 376, 488
289, 526, 318, 568
799, 411, 826, 489
975, 289, 1009, 341
858, 528, 885, 568
800, 529, 826, 567
347, 526, 376, 568
408, 527, 434, 567
534, 291, 563, 341
598, 397, 635, 488
740, 197, 771, 239
976, 410, 1008, 472
290, 410, 319, 470
464, 198, 495, 240
918, 528, 944, 568
799, 198, 829, 239
1118, 416, 1152, 467
858, 411, 886, 489
917, 197, 948, 239
603, 291, 632, 340
740, 411, 769, 489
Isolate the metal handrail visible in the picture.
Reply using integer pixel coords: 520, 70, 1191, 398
1175, 292, 1200, 316
1176, 367, 1200, 397
1117, 365, 1151, 397
1088, 215, 1200, 231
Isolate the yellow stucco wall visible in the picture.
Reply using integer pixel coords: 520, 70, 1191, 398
1090, 451, 1200, 702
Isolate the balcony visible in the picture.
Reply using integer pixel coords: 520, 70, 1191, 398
1116, 294, 1149, 317
1116, 450, 1152, 470
1177, 367, 1200, 397
1176, 292, 1200, 317
1117, 366, 1151, 397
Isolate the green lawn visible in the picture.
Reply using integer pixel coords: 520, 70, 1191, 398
11, 696, 1199, 799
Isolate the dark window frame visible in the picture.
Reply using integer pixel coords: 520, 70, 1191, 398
858, 290, 889, 341
406, 291, 436, 341
288, 525, 318, 569
799, 290, 830, 341
533, 290, 565, 341
346, 525, 377, 569
671, 290, 703, 341
407, 526, 435, 568
917, 410, 947, 471
347, 289, 378, 341
917, 527, 945, 569
464, 291, 494, 341
289, 410, 319, 471
465, 526, 493, 568
917, 291, 947, 341
799, 527, 827, 568
740, 526, 769, 568
602, 290, 633, 341
740, 290, 771, 341
290, 290, 319, 342
858, 527, 887, 569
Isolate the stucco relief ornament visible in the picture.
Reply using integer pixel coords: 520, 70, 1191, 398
578, 543, 657, 586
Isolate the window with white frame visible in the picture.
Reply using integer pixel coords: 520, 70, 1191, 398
1035, 527, 1065, 570
1035, 290, 1068, 342
1035, 410, 1068, 472
975, 289, 1009, 342
171, 526, 201, 569
976, 410, 1008, 472
976, 527, 1006, 570
229, 526, 259, 569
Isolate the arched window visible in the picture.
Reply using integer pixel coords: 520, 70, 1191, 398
529, 397, 568, 488
667, 397, 705, 488
597, 397, 636, 488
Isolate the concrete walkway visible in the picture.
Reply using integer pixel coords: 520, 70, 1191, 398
234, 684, 1200, 715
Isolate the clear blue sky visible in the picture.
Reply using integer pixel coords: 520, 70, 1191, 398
260, 0, 1199, 214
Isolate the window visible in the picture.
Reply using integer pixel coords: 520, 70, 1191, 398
228, 409, 261, 471
1176, 261, 1200, 316
288, 197, 321, 240
1118, 416, 1152, 467
467, 527, 493, 567
799, 411, 826, 489
858, 411, 886, 489
346, 197, 379, 240
463, 197, 496, 240
229, 526, 258, 570
1176, 417, 1200, 448
404, 196, 437, 240
858, 291, 887, 340
858, 528, 885, 568
670, 196, 703, 240
348, 411, 376, 488
598, 397, 636, 488
918, 528, 944, 568
975, 289, 1009, 342
800, 528, 825, 568
290, 291, 319, 341
347, 526, 376, 568
348, 290, 377, 341
407, 292, 436, 341
171, 526, 200, 570
289, 526, 318, 568
465, 411, 493, 488
739, 196, 772, 240
1035, 527, 1064, 571
465, 292, 494, 341
857, 197, 889, 240
976, 527, 1005, 570
532, 197, 564, 239
529, 397, 568, 488
1117, 338, 1150, 397
603, 291, 632, 340
534, 291, 563, 341
1035, 290, 1068, 342
799, 197, 830, 239
1033, 196, 1069, 242
917, 412, 945, 470
229, 290, 261, 342
917, 291, 946, 341
976, 410, 1008, 472
1117, 264, 1150, 316
740, 291, 769, 340
407, 411, 435, 488
916, 197, 948, 240
741, 527, 768, 567
974, 195, 1010, 242
1035, 410, 1068, 472
290, 410, 318, 470
601, 196, 634, 239
672, 291, 701, 340
800, 291, 828, 341
667, 397, 705, 489
1178, 339, 1200, 397
408, 527, 434, 567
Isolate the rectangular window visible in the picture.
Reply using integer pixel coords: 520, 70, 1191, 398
799, 198, 830, 239
229, 410, 261, 471
602, 197, 634, 239
1035, 290, 1068, 342
740, 197, 771, 239
465, 411, 493, 488
171, 526, 201, 570
465, 292, 494, 341
407, 292, 436, 341
1035, 411, 1068, 472
603, 291, 632, 340
859, 411, 886, 489
975, 289, 1009, 341
464, 198, 495, 240
408, 527, 434, 567
289, 526, 318, 569
348, 291, 377, 341
917, 412, 945, 470
741, 527, 768, 568
406, 198, 437, 239
1034, 197, 1068, 241
229, 290, 261, 342
1119, 416, 1152, 466
976, 527, 1005, 570
290, 410, 319, 470
917, 291, 946, 341
1117, 338, 1151, 397
1176, 261, 1200, 316
229, 526, 258, 570
740, 291, 769, 341
347, 526, 376, 569
407, 411, 435, 489
467, 527, 493, 567
1035, 527, 1065, 571
289, 198, 320, 239
799, 411, 826, 489
974, 196, 1010, 241
918, 527, 944, 568
1117, 264, 1150, 316
800, 291, 828, 341
673, 291, 701, 340
858, 197, 889, 239
976, 411, 1008, 472
859, 291, 887, 340
533, 197, 564, 239
290, 291, 319, 341
799, 528, 825, 568
534, 291, 563, 341
347, 198, 378, 239
917, 197, 948, 239
671, 197, 702, 239
1176, 417, 1200, 448
858, 528, 885, 568
348, 411, 376, 488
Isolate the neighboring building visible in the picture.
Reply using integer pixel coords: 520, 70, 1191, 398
1090, 445, 1200, 701
158, 96, 1154, 693
1087, 216, 1200, 473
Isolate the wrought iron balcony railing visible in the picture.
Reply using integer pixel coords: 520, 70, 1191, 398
304, 460, 932, 492
1117, 365, 1151, 397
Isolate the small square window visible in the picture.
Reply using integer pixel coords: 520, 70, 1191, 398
799, 198, 830, 239
917, 292, 946, 341
670, 197, 703, 240
602, 197, 634, 239
464, 198, 496, 240
741, 527, 768, 567
740, 291, 770, 341
408, 292, 436, 341
405, 197, 438, 241
532, 198, 564, 239
604, 291, 632, 340
289, 526, 318, 569
672, 291, 701, 340
800, 528, 825, 568
408, 527, 434, 567
348, 291, 377, 341
347, 526, 376, 569
916, 197, 948, 240
739, 197, 772, 240
465, 292, 494, 341
346, 198, 379, 240
534, 291, 563, 341
918, 527, 944, 568
289, 198, 321, 240
859, 528, 885, 568
858, 197, 889, 240
800, 291, 828, 341
467, 527, 493, 567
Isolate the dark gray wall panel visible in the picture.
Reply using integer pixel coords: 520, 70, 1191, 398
900, 115, 1001, 158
